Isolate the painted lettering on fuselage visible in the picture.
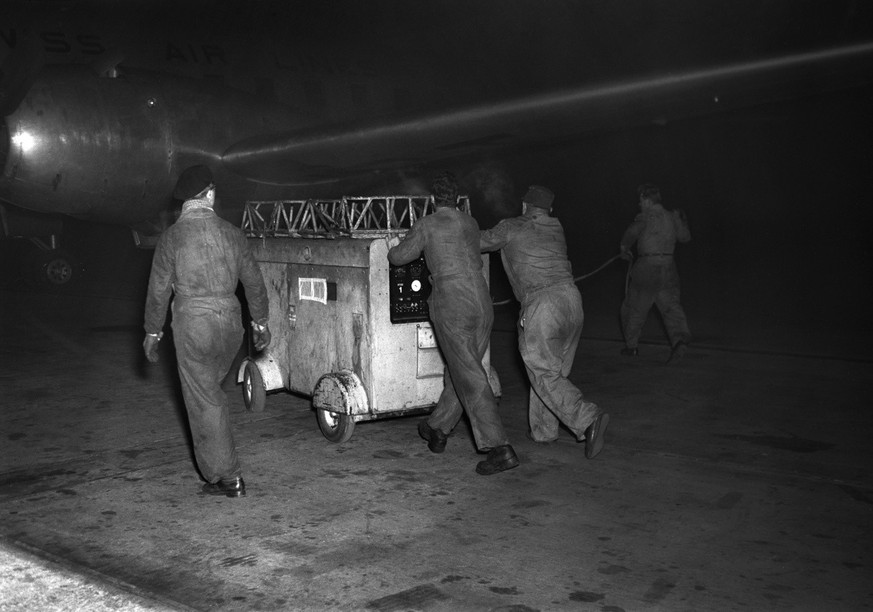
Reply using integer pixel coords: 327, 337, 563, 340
39, 32, 105, 55
1, 28, 229, 67
1, 26, 374, 78
1, 28, 105, 55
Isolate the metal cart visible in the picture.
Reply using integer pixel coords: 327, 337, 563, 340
236, 195, 500, 442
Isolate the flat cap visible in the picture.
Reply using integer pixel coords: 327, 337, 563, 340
523, 185, 554, 209
173, 165, 213, 200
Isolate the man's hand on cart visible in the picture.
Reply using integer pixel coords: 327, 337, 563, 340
252, 321, 271, 352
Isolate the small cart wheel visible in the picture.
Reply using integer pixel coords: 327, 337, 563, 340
316, 408, 355, 443
242, 361, 266, 412
312, 371, 367, 443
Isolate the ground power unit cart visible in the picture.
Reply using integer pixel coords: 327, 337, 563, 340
237, 195, 500, 443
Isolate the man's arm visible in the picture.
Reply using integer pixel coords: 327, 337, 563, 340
143, 233, 174, 334
620, 214, 645, 254
236, 234, 271, 351
673, 209, 691, 243
479, 219, 511, 252
142, 233, 174, 363
388, 220, 425, 265
238, 240, 269, 325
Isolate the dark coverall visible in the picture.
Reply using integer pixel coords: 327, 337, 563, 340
480, 209, 600, 442
620, 204, 691, 349
388, 207, 509, 451
144, 207, 268, 483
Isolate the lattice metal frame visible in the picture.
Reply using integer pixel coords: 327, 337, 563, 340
242, 195, 471, 238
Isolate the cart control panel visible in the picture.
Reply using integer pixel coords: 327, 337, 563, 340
389, 256, 432, 323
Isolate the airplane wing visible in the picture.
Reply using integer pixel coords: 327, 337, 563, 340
222, 42, 873, 185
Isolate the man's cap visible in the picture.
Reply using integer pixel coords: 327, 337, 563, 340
174, 165, 213, 200
431, 171, 459, 206
523, 185, 554, 209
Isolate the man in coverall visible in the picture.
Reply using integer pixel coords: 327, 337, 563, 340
143, 165, 271, 497
619, 182, 691, 362
388, 172, 518, 475
480, 185, 609, 458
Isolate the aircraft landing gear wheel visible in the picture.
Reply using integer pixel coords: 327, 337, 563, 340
24, 249, 80, 288
44, 255, 75, 285
242, 361, 266, 412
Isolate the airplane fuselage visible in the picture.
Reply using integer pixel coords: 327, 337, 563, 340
2, 0, 871, 239
1, 64, 304, 229
0, 3, 440, 234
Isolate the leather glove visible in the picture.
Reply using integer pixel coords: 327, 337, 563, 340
253, 326, 271, 352
143, 333, 161, 363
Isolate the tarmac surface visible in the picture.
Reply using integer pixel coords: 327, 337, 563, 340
1, 282, 872, 611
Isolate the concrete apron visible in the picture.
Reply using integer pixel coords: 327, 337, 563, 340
0, 289, 871, 611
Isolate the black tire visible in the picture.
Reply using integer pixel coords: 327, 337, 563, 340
316, 408, 355, 443
24, 249, 80, 288
242, 361, 266, 412
43, 254, 75, 285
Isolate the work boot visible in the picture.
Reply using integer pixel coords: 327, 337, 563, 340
202, 476, 246, 498
584, 413, 610, 459
621, 347, 639, 356
475, 445, 520, 475
418, 420, 447, 454
667, 341, 688, 363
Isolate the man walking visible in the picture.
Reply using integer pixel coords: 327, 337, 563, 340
143, 165, 271, 497
388, 172, 518, 475
619, 183, 691, 362
480, 185, 608, 457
